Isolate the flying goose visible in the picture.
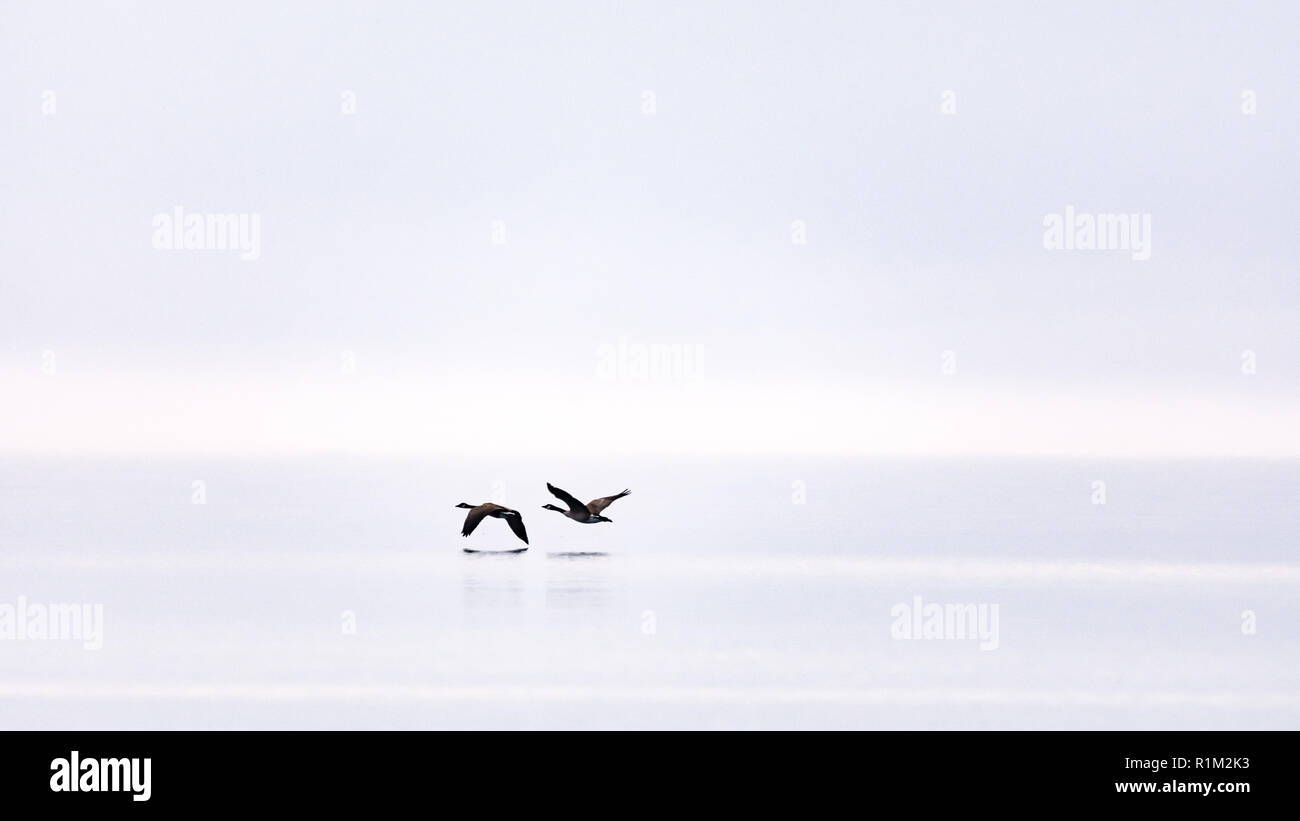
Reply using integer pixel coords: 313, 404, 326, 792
542, 483, 631, 524
455, 502, 529, 544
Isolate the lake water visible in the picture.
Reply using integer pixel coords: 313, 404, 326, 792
1, 456, 1296, 729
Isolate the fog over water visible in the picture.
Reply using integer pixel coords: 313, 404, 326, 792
1, 457, 1296, 729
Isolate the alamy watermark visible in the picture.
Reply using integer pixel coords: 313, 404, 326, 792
596, 337, 703, 381
0, 596, 103, 650
890, 595, 999, 650
152, 206, 261, 261
1042, 205, 1151, 261
50, 751, 150, 801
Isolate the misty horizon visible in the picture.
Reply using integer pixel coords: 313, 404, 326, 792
3, 0, 1297, 456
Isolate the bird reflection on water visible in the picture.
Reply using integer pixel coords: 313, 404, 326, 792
458, 549, 614, 612
545, 551, 612, 610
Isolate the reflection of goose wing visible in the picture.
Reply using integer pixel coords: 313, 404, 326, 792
461, 505, 492, 537
588, 489, 630, 515
502, 511, 529, 544
547, 483, 587, 514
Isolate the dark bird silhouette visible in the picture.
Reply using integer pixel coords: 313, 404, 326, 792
542, 483, 631, 524
455, 502, 529, 544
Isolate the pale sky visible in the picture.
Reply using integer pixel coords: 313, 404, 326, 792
1, 0, 1297, 456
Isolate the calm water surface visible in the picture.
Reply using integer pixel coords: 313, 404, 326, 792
0, 456, 1296, 728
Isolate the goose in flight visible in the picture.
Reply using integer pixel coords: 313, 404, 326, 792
542, 483, 631, 524
455, 502, 529, 544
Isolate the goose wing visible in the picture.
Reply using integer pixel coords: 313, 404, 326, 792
587, 489, 630, 515
547, 483, 587, 514
502, 510, 529, 544
460, 505, 491, 537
